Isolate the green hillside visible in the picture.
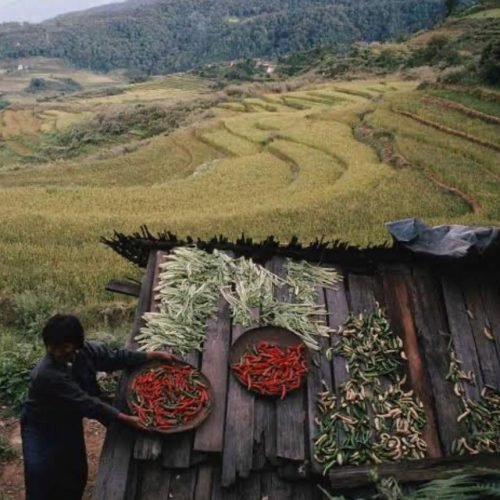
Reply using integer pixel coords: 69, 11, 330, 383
0, 0, 451, 73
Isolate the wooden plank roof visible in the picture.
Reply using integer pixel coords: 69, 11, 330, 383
93, 248, 500, 500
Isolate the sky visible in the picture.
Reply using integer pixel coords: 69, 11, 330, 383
0, 0, 118, 23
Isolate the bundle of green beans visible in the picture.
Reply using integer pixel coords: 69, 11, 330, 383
314, 308, 426, 474
139, 248, 340, 353
285, 259, 341, 304
332, 307, 404, 383
220, 256, 285, 326
447, 341, 500, 455
138, 247, 229, 354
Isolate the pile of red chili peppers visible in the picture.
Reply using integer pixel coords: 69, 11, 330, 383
130, 363, 210, 431
231, 341, 308, 399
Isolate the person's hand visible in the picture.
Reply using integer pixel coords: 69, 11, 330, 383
146, 351, 176, 363
118, 413, 143, 430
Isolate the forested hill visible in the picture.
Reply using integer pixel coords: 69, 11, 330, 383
0, 0, 468, 73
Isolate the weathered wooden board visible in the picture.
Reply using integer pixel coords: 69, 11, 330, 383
262, 471, 294, 499
328, 452, 500, 489
210, 466, 224, 500
161, 433, 194, 469
92, 424, 136, 500
124, 459, 140, 500
135, 460, 171, 500
134, 432, 163, 461
105, 279, 141, 297
270, 257, 306, 462
252, 262, 277, 467
221, 322, 256, 486
324, 271, 350, 392
129, 250, 157, 351
347, 274, 380, 315
169, 468, 197, 500
461, 273, 500, 390
93, 250, 157, 500
232, 473, 262, 500
194, 297, 231, 452
441, 273, 483, 400
480, 276, 500, 363
409, 266, 465, 454
380, 267, 442, 459
293, 481, 322, 500
306, 286, 333, 473
194, 464, 214, 500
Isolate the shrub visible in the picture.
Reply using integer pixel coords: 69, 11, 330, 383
479, 38, 500, 85
409, 35, 463, 67
125, 69, 150, 83
0, 433, 16, 462
12, 286, 60, 339
438, 64, 472, 84
0, 342, 41, 412
25, 77, 82, 94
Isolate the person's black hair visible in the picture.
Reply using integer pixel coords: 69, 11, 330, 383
42, 314, 84, 348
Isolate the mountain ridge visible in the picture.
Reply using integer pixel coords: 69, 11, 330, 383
0, 0, 453, 73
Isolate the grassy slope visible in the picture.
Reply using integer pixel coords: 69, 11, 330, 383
0, 70, 499, 317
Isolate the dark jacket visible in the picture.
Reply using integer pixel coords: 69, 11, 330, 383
24, 341, 147, 426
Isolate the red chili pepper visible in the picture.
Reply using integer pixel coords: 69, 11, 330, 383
231, 342, 308, 400
130, 363, 210, 430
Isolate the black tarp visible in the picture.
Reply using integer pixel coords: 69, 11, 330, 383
386, 218, 500, 258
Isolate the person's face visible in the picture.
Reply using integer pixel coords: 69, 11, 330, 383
48, 343, 79, 363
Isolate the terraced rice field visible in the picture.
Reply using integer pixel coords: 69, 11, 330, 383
0, 77, 498, 318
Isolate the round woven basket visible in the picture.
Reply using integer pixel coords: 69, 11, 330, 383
228, 325, 311, 398
126, 358, 214, 434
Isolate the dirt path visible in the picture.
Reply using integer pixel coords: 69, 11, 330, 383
0, 417, 106, 499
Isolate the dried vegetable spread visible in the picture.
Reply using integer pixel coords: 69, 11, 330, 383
231, 341, 308, 399
314, 308, 427, 473
447, 338, 500, 455
130, 364, 210, 431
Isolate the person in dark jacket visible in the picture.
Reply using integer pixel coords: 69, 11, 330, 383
21, 314, 172, 500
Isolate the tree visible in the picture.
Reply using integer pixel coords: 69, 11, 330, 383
479, 39, 500, 85
446, 0, 458, 15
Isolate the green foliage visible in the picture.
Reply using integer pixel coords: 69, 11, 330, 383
195, 59, 269, 82
25, 77, 82, 94
409, 35, 463, 67
446, 0, 464, 15
124, 69, 150, 84
319, 471, 500, 499
406, 473, 500, 499
0, 98, 9, 110
0, 0, 448, 74
479, 38, 500, 84
40, 99, 218, 160
0, 341, 41, 411
12, 285, 60, 339
0, 433, 16, 462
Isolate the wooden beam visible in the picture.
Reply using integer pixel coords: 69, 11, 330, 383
222, 323, 256, 486
194, 296, 231, 452
381, 267, 442, 459
328, 453, 500, 489
271, 257, 306, 463
408, 266, 465, 454
105, 279, 141, 297
306, 285, 334, 474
